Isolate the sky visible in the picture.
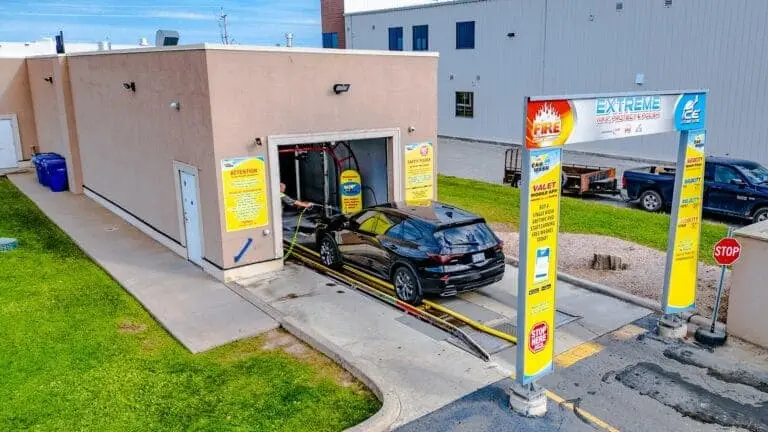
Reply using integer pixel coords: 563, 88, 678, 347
0, 0, 323, 47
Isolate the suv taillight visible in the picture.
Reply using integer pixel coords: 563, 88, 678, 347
427, 253, 461, 265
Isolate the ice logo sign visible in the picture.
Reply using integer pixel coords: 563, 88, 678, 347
675, 93, 707, 131
682, 95, 700, 123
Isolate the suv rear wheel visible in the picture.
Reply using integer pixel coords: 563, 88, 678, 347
640, 190, 663, 212
754, 207, 768, 223
393, 266, 423, 305
319, 234, 342, 269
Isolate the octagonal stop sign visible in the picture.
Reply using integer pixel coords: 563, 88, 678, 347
713, 237, 742, 266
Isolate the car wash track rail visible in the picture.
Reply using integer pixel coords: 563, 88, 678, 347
283, 241, 518, 362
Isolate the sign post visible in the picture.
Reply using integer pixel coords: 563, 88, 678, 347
512, 90, 707, 415
695, 229, 739, 346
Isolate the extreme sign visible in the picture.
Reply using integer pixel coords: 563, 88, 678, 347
516, 146, 562, 384
525, 93, 707, 148
339, 169, 363, 215
517, 90, 708, 387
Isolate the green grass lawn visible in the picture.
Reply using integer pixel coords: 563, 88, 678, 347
438, 175, 728, 266
0, 178, 379, 431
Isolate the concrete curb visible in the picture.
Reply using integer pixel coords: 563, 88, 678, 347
504, 257, 726, 332
226, 282, 401, 432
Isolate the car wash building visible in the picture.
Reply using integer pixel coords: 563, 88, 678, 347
0, 44, 438, 281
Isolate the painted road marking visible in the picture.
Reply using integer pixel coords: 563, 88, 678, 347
545, 390, 620, 432
611, 324, 647, 341
555, 341, 604, 368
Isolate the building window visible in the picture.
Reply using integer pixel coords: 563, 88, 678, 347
456, 92, 474, 118
322, 32, 339, 48
388, 27, 403, 51
412, 25, 429, 51
456, 21, 475, 49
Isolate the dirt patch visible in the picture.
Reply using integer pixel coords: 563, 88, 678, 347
491, 224, 730, 322
118, 319, 148, 334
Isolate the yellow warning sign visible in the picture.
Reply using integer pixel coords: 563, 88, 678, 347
221, 157, 269, 232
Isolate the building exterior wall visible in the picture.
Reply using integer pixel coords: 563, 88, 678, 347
321, 0, 347, 48
26, 57, 63, 155
347, 0, 768, 166
205, 47, 438, 269
0, 58, 37, 159
66, 49, 223, 266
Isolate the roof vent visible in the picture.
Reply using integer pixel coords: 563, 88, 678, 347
664, 0, 672, 7
155, 30, 180, 47
616, 2, 623, 11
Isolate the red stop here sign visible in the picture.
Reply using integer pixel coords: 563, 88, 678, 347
529, 322, 549, 353
713, 237, 742, 266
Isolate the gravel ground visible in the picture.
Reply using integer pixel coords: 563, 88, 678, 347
490, 224, 731, 322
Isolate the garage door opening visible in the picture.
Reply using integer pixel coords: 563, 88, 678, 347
269, 131, 400, 256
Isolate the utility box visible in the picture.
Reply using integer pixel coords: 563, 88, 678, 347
727, 220, 768, 348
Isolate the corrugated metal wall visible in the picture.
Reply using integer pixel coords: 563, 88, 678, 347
347, 0, 768, 165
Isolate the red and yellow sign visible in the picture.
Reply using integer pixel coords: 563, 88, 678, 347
518, 147, 562, 383
526, 100, 574, 149
664, 130, 706, 313
221, 157, 269, 232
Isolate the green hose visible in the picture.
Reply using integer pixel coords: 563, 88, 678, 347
283, 207, 309, 260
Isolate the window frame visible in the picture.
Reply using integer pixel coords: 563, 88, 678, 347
455, 91, 474, 118
456, 21, 475, 49
388, 27, 403, 51
412, 25, 429, 51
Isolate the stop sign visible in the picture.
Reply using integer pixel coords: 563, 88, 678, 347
713, 238, 742, 266
529, 322, 549, 353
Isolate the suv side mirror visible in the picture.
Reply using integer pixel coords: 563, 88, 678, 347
730, 178, 746, 187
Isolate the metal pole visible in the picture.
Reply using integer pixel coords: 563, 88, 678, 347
710, 226, 733, 333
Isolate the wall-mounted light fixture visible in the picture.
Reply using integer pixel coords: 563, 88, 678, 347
43, 76, 53, 84
333, 83, 351, 94
169, 101, 181, 111
507, 32, 516, 38
122, 81, 136, 92
408, 126, 416, 133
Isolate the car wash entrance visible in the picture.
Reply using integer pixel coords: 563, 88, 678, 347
268, 129, 405, 257
512, 90, 708, 414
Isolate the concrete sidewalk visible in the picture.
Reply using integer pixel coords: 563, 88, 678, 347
10, 173, 278, 353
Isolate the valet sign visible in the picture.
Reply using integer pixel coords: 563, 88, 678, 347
517, 90, 708, 386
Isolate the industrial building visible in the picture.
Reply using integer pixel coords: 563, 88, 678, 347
325, 0, 768, 166
0, 44, 438, 282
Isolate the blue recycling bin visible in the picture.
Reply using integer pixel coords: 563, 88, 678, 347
32, 153, 63, 186
40, 158, 68, 192
48, 166, 69, 192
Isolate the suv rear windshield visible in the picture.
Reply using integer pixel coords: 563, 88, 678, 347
434, 222, 497, 252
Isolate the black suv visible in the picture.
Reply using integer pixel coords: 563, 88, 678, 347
316, 201, 505, 304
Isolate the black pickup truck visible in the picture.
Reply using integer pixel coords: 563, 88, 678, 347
623, 156, 768, 223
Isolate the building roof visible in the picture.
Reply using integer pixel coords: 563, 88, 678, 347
345, 0, 487, 16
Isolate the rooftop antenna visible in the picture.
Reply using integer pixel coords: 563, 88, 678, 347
218, 7, 231, 45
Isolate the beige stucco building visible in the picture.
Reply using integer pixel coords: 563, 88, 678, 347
0, 44, 438, 281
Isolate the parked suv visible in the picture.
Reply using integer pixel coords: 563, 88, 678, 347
623, 157, 768, 222
315, 201, 505, 305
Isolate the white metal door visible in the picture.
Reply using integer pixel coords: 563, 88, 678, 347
180, 171, 202, 266
0, 119, 17, 169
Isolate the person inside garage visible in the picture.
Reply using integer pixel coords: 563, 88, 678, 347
280, 182, 314, 211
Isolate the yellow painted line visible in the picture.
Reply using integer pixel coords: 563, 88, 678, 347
545, 390, 620, 432
554, 341, 604, 368
611, 324, 647, 341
